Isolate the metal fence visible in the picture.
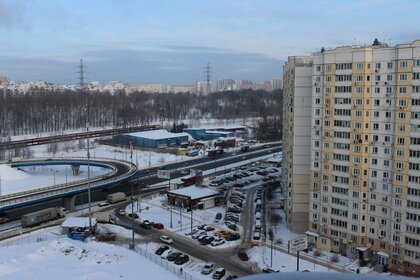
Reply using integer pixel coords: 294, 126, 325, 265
134, 245, 202, 280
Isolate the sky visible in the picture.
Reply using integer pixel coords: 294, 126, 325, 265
0, 0, 419, 85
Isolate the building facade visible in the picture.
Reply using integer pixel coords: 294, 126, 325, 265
284, 40, 420, 276
282, 56, 313, 233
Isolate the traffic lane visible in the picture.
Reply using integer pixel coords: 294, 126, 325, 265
118, 216, 252, 277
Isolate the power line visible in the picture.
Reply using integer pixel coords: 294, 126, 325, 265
203, 62, 212, 94
76, 59, 87, 90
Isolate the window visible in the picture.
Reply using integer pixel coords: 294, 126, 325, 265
400, 74, 407, 81
387, 62, 393, 69
415, 60, 420, 67
414, 73, 420, 80
399, 87, 407, 94
400, 60, 408, 68
357, 63, 363, 70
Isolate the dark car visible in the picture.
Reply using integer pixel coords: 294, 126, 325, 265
237, 251, 249, 261
262, 267, 280, 273
226, 223, 239, 231
128, 213, 139, 219
215, 212, 222, 220
141, 220, 152, 229
97, 231, 116, 241
200, 236, 215, 245
167, 252, 182, 262
197, 224, 207, 230
212, 268, 226, 279
155, 245, 169, 255
227, 207, 242, 213
153, 223, 164, 229
226, 275, 238, 280
0, 217, 10, 224
226, 232, 240, 241
174, 254, 189, 265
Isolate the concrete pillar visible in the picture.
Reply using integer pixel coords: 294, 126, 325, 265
63, 195, 76, 211
71, 164, 80, 176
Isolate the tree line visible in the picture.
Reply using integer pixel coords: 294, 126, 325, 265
0, 88, 282, 137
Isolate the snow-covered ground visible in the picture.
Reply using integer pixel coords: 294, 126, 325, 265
0, 226, 180, 280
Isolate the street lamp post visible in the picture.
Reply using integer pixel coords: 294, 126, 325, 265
87, 121, 92, 237
130, 142, 135, 249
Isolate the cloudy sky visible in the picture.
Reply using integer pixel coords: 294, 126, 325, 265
0, 0, 419, 85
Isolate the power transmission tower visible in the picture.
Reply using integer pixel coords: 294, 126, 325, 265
76, 59, 88, 90
204, 62, 212, 94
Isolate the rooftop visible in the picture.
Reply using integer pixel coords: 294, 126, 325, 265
168, 186, 219, 200
127, 129, 189, 140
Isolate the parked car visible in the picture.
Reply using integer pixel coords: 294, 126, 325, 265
226, 275, 238, 280
197, 224, 207, 230
174, 254, 189, 265
155, 245, 169, 255
215, 212, 222, 221
204, 225, 215, 231
201, 263, 216, 275
153, 223, 164, 229
253, 231, 261, 240
197, 234, 208, 243
226, 232, 240, 241
192, 230, 206, 239
160, 249, 174, 259
211, 238, 225, 247
262, 267, 280, 273
212, 268, 226, 279
200, 236, 215, 245
160, 235, 173, 244
0, 217, 10, 224
98, 202, 110, 207
180, 170, 189, 175
118, 209, 126, 216
226, 223, 239, 231
97, 231, 116, 241
167, 252, 182, 262
237, 251, 249, 261
141, 220, 152, 229
128, 213, 139, 219
185, 228, 199, 235
227, 207, 242, 213
217, 230, 231, 238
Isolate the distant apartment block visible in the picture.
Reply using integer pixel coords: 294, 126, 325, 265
283, 39, 420, 276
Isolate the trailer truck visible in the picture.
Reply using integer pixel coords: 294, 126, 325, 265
93, 212, 116, 224
21, 207, 67, 228
106, 192, 126, 204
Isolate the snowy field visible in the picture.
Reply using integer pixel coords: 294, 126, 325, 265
0, 226, 180, 280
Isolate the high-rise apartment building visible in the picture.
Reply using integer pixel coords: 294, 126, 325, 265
282, 56, 313, 233
284, 40, 420, 276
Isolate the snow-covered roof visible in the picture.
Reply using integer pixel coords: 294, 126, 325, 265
377, 251, 389, 258
127, 129, 189, 140
265, 155, 283, 163
355, 247, 369, 251
305, 231, 319, 237
61, 217, 97, 228
168, 186, 219, 200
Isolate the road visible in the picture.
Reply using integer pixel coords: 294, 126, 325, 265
117, 214, 255, 277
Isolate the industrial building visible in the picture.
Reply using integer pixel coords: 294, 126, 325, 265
183, 126, 245, 140
166, 186, 222, 209
283, 39, 420, 276
113, 129, 189, 148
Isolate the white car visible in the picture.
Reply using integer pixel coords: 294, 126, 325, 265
192, 230, 206, 239
160, 249, 174, 259
201, 263, 215, 274
160, 235, 173, 244
180, 170, 189, 175
118, 209, 126, 216
211, 238, 225, 247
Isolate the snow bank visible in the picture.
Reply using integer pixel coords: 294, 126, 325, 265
0, 164, 30, 181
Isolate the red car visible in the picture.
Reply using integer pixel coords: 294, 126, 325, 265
97, 232, 116, 241
153, 223, 164, 229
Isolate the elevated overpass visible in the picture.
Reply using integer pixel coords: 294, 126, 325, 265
0, 158, 137, 212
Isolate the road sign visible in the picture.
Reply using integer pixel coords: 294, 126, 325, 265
157, 169, 170, 179
288, 237, 308, 254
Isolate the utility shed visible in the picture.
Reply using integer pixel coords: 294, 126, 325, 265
61, 217, 97, 235
166, 186, 222, 209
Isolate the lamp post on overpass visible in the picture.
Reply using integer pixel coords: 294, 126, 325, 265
130, 141, 135, 250
86, 121, 92, 237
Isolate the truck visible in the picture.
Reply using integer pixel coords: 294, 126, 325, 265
187, 149, 199, 157
208, 147, 224, 157
93, 212, 116, 224
21, 207, 66, 228
106, 192, 126, 204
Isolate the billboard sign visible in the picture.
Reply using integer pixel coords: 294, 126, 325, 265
288, 237, 308, 254
157, 169, 170, 179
